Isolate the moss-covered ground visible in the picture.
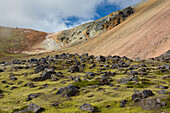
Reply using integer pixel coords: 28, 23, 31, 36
0, 54, 169, 113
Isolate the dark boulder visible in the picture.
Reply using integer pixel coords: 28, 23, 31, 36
34, 65, 46, 73
52, 102, 59, 106
120, 100, 127, 107
104, 64, 109, 68
69, 65, 80, 73
0, 89, 2, 93
96, 55, 106, 62
142, 99, 167, 110
99, 75, 109, 85
79, 103, 95, 112
9, 75, 18, 80
54, 55, 59, 59
1, 80, 7, 84
132, 90, 154, 102
128, 71, 138, 75
89, 64, 96, 69
14, 66, 25, 70
74, 77, 81, 82
117, 75, 138, 84
68, 76, 74, 80
28, 58, 38, 63
27, 93, 41, 101
38, 58, 48, 64
135, 57, 140, 61
0, 69, 4, 72
33, 68, 55, 81
111, 64, 118, 69
12, 60, 21, 64
16, 103, 45, 113
118, 62, 128, 67
10, 86, 18, 90
82, 53, 88, 57
162, 75, 170, 79
86, 72, 96, 77
79, 64, 86, 70
40, 72, 51, 80
25, 82, 36, 88
80, 59, 86, 63
56, 85, 79, 97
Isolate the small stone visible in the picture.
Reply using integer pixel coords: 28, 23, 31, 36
120, 100, 127, 107
79, 103, 95, 112
87, 94, 94, 97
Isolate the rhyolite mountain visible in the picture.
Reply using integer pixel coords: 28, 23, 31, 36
0, 0, 169, 60
48, 6, 134, 48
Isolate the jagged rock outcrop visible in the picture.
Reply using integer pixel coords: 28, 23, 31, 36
49, 6, 134, 48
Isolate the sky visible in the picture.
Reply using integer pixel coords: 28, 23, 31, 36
0, 0, 142, 33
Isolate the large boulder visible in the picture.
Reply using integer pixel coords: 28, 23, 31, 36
33, 68, 56, 81
117, 75, 138, 84
74, 77, 82, 82
34, 65, 46, 73
128, 71, 138, 75
56, 85, 79, 97
9, 75, 18, 80
0, 89, 2, 93
120, 100, 127, 107
16, 103, 44, 113
99, 75, 110, 85
28, 58, 38, 63
96, 55, 106, 62
24, 82, 36, 88
0, 69, 4, 72
86, 72, 96, 77
12, 60, 21, 64
142, 99, 167, 110
69, 65, 80, 73
132, 90, 154, 102
79, 103, 95, 112
0, 89, 4, 99
27, 93, 41, 101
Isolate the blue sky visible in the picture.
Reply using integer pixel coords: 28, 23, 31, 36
0, 0, 142, 33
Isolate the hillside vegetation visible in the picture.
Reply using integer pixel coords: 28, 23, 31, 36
0, 27, 47, 58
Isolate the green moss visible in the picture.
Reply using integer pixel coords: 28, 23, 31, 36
11, 106, 32, 113
126, 81, 136, 85
154, 70, 170, 75
0, 110, 8, 113
72, 79, 100, 88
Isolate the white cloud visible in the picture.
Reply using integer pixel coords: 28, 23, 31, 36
0, 0, 142, 33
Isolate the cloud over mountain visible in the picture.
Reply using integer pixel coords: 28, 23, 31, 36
0, 0, 142, 32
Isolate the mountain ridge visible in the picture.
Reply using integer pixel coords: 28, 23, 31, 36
0, 0, 169, 60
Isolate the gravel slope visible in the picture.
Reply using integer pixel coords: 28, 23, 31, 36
68, 0, 170, 59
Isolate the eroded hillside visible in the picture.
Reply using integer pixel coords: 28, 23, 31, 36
0, 27, 48, 58
67, 0, 170, 59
